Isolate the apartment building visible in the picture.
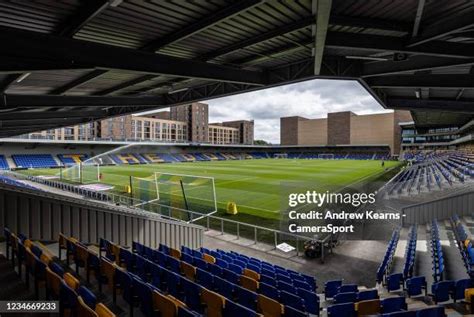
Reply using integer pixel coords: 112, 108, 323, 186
24, 103, 254, 145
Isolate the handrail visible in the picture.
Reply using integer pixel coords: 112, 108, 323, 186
3, 170, 331, 261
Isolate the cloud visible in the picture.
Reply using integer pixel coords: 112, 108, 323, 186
205, 78, 391, 143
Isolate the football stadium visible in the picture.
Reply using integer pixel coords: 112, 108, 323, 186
0, 1, 473, 317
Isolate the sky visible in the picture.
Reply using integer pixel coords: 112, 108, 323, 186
204, 79, 391, 144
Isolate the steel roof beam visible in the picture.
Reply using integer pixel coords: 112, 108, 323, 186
56, 0, 110, 37
366, 74, 474, 89
49, 69, 108, 95
0, 26, 265, 86
0, 74, 21, 93
412, 0, 425, 37
141, 0, 264, 52
0, 110, 109, 120
94, 74, 157, 96
0, 94, 165, 107
386, 98, 474, 113
362, 56, 474, 77
408, 7, 474, 47
313, 0, 332, 75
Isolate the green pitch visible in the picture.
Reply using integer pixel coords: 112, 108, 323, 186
25, 159, 399, 220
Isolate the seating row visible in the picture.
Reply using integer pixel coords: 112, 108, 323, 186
430, 221, 444, 282
376, 229, 400, 284
4, 228, 115, 317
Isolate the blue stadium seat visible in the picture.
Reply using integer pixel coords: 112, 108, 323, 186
338, 284, 358, 294
383, 311, 416, 317
453, 278, 473, 302
416, 306, 446, 317
431, 280, 454, 304
284, 305, 309, 317
325, 280, 343, 299
357, 289, 378, 301
0, 155, 9, 169
181, 277, 203, 312
381, 296, 407, 313
327, 302, 355, 317
133, 277, 154, 316
224, 300, 259, 317
406, 276, 426, 297
280, 290, 305, 312
235, 285, 258, 310
196, 267, 214, 289
297, 288, 319, 314
223, 268, 240, 284
214, 276, 235, 300
259, 282, 279, 301
334, 292, 358, 304
77, 286, 97, 309
12, 154, 58, 168
387, 273, 403, 292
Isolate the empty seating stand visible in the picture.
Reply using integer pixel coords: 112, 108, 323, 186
57, 154, 88, 166
12, 154, 58, 168
430, 220, 445, 282
0, 155, 9, 169
377, 229, 400, 285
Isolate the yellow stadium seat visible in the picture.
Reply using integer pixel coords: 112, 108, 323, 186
24, 239, 33, 249
203, 253, 216, 264
45, 267, 62, 299
76, 244, 89, 263
257, 294, 283, 317
168, 295, 187, 309
465, 288, 474, 303
243, 268, 260, 281
356, 299, 381, 316
95, 303, 116, 317
170, 248, 181, 259
100, 259, 116, 291
241, 275, 259, 292
78, 296, 98, 317
153, 290, 179, 317
181, 261, 196, 281
201, 288, 225, 317
59, 233, 68, 249
36, 241, 56, 261
40, 253, 52, 265
64, 272, 80, 290
111, 244, 121, 265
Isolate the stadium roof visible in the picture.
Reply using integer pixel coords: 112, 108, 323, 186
0, 0, 473, 137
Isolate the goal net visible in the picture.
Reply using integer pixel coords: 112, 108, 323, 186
130, 172, 217, 221
60, 162, 100, 183
318, 153, 335, 159
274, 153, 288, 159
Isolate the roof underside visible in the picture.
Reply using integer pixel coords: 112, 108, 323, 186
0, 0, 473, 137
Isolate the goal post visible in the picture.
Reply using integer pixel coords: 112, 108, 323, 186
318, 153, 335, 159
274, 153, 288, 159
60, 161, 100, 183
153, 172, 217, 216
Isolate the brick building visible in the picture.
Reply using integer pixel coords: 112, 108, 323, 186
25, 103, 254, 145
280, 111, 412, 155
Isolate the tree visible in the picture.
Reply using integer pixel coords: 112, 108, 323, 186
254, 139, 270, 145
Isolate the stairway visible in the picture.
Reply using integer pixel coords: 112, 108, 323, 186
0, 254, 34, 300
6, 156, 16, 169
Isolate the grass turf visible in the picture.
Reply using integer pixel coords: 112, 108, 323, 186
23, 159, 400, 221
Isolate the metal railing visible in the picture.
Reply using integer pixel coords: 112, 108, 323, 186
3, 170, 331, 261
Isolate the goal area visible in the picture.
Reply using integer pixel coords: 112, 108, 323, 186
318, 153, 335, 159
274, 153, 288, 159
60, 162, 100, 183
